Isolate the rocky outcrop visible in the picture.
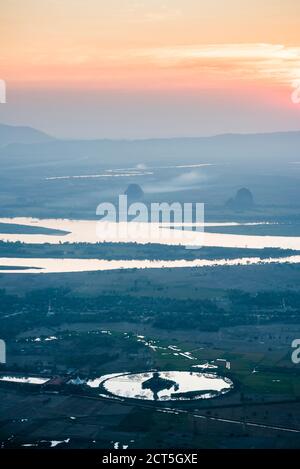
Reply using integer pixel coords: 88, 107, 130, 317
124, 183, 144, 201
226, 188, 254, 210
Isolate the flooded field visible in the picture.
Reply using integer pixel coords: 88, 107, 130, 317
0, 375, 49, 385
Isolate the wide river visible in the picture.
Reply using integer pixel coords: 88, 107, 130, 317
1, 255, 300, 274
1, 217, 300, 273
1, 217, 300, 249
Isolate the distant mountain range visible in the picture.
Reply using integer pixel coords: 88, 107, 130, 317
1, 123, 300, 172
0, 123, 54, 146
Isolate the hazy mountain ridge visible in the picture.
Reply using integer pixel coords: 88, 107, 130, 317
0, 123, 55, 146
1, 123, 300, 171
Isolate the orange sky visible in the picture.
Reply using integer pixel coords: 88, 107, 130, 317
1, 1, 300, 138
1, 1, 300, 91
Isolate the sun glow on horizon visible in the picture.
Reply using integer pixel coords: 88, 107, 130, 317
1, 1, 300, 138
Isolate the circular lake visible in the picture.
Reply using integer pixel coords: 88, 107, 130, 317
102, 371, 233, 401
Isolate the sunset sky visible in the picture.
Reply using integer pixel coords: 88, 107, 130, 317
1, 0, 300, 138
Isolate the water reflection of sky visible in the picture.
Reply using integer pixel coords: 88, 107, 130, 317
1, 254, 300, 274
1, 217, 299, 250
1, 217, 300, 273
0, 375, 49, 385
103, 371, 233, 401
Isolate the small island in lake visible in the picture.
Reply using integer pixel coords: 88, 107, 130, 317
141, 372, 179, 400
